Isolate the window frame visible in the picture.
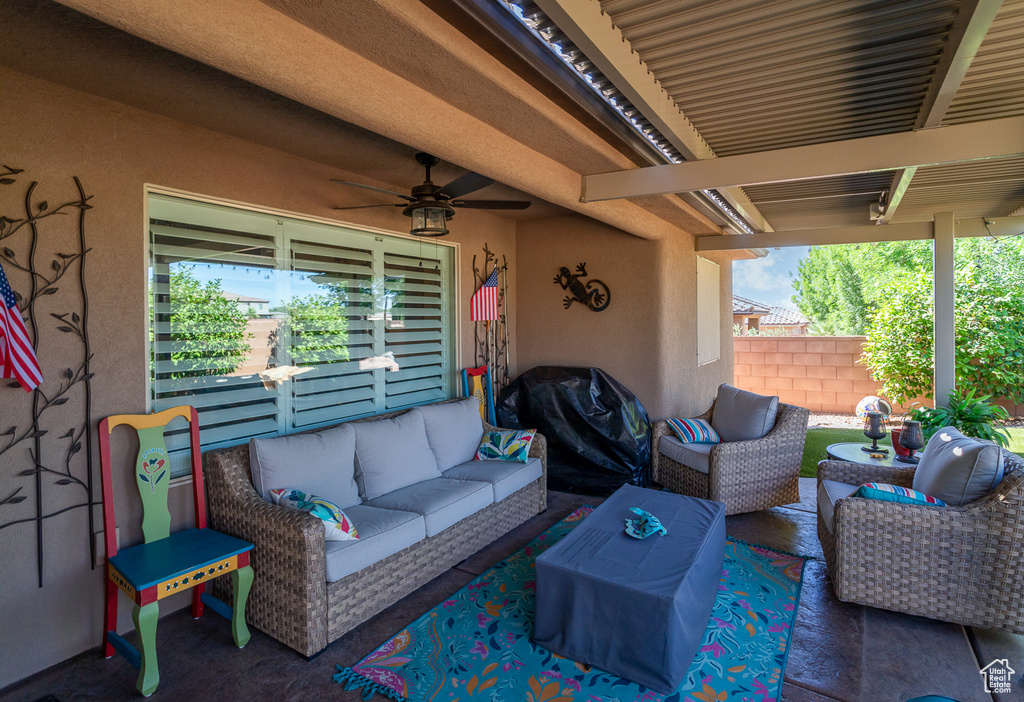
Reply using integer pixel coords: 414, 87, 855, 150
143, 185, 462, 483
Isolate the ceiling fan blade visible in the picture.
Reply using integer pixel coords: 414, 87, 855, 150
333, 204, 406, 210
439, 172, 495, 199
451, 199, 532, 210
330, 179, 415, 202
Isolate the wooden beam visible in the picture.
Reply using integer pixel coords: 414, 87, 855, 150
879, 167, 917, 224
534, 0, 773, 233
695, 215, 1024, 251
581, 115, 1024, 201
934, 212, 956, 405
917, 0, 1004, 129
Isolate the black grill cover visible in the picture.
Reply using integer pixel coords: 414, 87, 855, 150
496, 366, 651, 495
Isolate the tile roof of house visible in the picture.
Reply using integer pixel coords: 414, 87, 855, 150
223, 292, 270, 303
764, 306, 810, 326
733, 295, 809, 326
732, 295, 770, 315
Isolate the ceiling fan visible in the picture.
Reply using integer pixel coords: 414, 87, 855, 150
332, 153, 531, 237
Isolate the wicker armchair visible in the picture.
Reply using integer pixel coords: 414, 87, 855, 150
651, 402, 810, 515
817, 452, 1024, 632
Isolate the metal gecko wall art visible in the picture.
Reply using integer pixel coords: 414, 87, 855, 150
0, 165, 97, 587
554, 262, 610, 312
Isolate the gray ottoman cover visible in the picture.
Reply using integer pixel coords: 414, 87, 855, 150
534, 485, 725, 693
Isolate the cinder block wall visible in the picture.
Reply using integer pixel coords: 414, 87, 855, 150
734, 336, 1024, 416
734, 336, 887, 413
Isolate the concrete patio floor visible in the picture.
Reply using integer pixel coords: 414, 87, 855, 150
3, 480, 1022, 702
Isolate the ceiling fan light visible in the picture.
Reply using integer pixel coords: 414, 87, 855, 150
409, 205, 450, 237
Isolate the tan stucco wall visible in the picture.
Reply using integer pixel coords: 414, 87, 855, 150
515, 215, 733, 420
0, 66, 517, 688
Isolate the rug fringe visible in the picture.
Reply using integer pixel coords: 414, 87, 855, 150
727, 536, 815, 561
334, 666, 410, 702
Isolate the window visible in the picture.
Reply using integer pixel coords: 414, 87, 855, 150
696, 256, 720, 366
148, 192, 457, 478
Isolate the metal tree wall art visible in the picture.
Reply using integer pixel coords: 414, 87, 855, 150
0, 165, 97, 587
471, 244, 510, 397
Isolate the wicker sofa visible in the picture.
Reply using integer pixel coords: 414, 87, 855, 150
203, 398, 547, 657
817, 446, 1024, 632
651, 390, 809, 515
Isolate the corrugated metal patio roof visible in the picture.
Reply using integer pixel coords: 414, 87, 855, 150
498, 0, 1024, 236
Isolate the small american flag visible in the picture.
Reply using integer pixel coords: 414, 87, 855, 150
470, 267, 499, 322
0, 260, 43, 392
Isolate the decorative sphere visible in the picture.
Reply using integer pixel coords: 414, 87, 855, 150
856, 396, 893, 419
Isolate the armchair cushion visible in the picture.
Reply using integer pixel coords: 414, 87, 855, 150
912, 427, 1004, 506
853, 483, 946, 507
710, 384, 779, 442
659, 437, 713, 474
816, 479, 859, 534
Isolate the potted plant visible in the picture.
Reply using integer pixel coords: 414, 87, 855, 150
907, 388, 1011, 448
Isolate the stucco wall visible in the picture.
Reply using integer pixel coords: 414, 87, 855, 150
515, 214, 733, 420
0, 66, 517, 688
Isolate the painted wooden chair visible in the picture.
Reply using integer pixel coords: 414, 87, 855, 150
461, 365, 496, 425
98, 406, 254, 696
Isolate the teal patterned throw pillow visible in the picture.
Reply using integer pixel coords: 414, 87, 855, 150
269, 488, 359, 541
474, 429, 536, 463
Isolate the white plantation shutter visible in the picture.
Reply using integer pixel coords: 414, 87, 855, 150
148, 193, 457, 477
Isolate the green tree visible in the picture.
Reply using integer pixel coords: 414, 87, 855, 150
163, 267, 252, 377
793, 241, 930, 335
863, 251, 1024, 404
283, 294, 350, 366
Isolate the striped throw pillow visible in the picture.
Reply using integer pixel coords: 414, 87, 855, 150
853, 482, 946, 507
666, 418, 721, 444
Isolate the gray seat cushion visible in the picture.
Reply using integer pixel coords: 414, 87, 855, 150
710, 383, 779, 442
442, 457, 544, 501
412, 398, 484, 472
365, 478, 492, 536
352, 411, 442, 500
659, 436, 714, 474
817, 479, 860, 534
912, 426, 1005, 506
323, 504, 425, 582
249, 423, 360, 508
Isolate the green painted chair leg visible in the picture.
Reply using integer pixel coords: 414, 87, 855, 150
133, 602, 160, 697
231, 565, 253, 648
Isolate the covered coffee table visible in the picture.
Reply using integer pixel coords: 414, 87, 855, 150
534, 485, 725, 693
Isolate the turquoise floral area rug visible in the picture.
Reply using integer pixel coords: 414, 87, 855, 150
335, 507, 807, 702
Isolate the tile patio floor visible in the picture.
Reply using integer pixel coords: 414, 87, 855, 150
3, 480, 1022, 701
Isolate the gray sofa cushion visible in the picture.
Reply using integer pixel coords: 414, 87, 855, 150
365, 478, 492, 537
710, 383, 779, 442
323, 504, 425, 582
352, 411, 442, 500
817, 479, 859, 534
412, 398, 484, 472
443, 457, 544, 501
912, 426, 1005, 506
249, 424, 360, 508
659, 436, 714, 474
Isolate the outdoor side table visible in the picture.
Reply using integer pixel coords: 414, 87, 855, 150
534, 484, 725, 694
825, 442, 906, 468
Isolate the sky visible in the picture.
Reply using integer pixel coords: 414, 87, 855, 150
731, 247, 809, 311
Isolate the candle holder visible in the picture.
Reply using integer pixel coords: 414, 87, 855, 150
862, 411, 889, 453
897, 420, 925, 464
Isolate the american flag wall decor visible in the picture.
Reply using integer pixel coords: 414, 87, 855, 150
470, 267, 500, 321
